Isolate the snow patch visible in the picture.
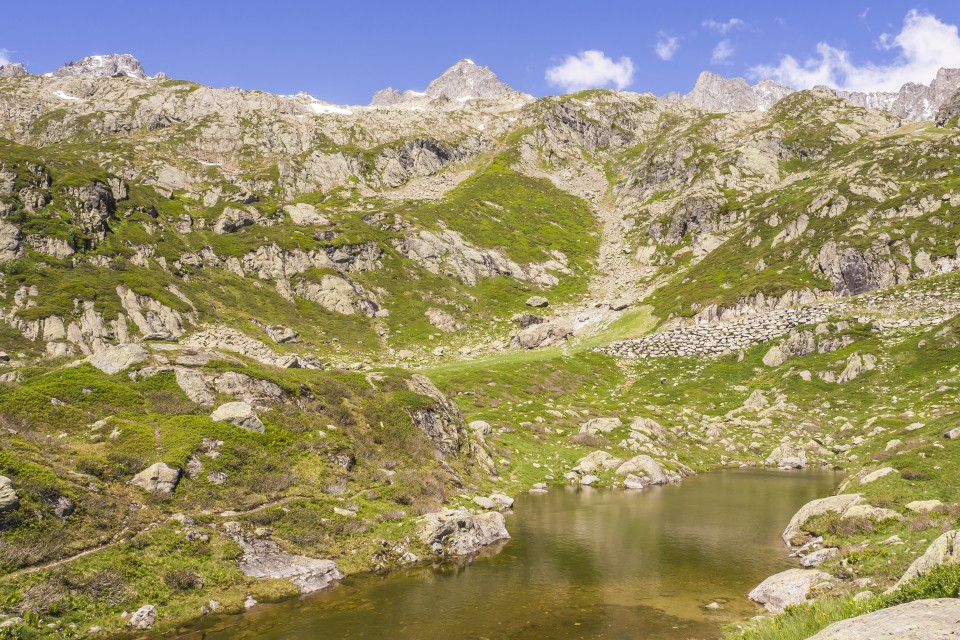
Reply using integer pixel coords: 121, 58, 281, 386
198, 161, 222, 167
457, 95, 474, 102
463, 59, 475, 65
53, 90, 80, 101
310, 103, 353, 115
476, 123, 486, 131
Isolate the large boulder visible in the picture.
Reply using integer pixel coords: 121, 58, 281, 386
212, 371, 284, 404
174, 367, 214, 405
237, 536, 343, 593
87, 344, 149, 375
0, 476, 18, 511
573, 451, 623, 474
417, 508, 510, 556
127, 604, 157, 630
859, 467, 898, 485
283, 203, 330, 226
782, 494, 864, 546
889, 530, 960, 591
808, 599, 960, 639
841, 505, 904, 522
578, 417, 621, 434
748, 568, 831, 612
131, 463, 181, 496
210, 401, 265, 432
615, 455, 668, 487
516, 319, 573, 349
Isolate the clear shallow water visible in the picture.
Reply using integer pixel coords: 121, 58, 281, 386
179, 469, 840, 640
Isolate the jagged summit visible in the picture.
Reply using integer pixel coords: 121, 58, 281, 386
0, 62, 27, 79
369, 58, 512, 106
678, 67, 960, 122
424, 58, 512, 100
683, 71, 792, 112
52, 54, 147, 80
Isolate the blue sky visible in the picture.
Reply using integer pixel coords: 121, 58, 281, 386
2, 1, 960, 103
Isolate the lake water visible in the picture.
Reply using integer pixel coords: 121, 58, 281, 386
179, 468, 840, 640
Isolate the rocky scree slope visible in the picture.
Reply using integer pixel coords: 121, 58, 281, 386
0, 55, 959, 637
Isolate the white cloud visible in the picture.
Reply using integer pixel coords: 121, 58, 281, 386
545, 50, 635, 93
751, 10, 960, 92
702, 18, 745, 34
712, 40, 735, 64
0, 49, 12, 66
655, 34, 679, 61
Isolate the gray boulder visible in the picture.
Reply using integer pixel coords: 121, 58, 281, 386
748, 568, 831, 612
525, 296, 549, 308
417, 508, 510, 556
210, 402, 265, 432
616, 455, 669, 487
0, 476, 18, 511
131, 463, 181, 495
127, 604, 157, 630
573, 451, 622, 474
808, 598, 960, 639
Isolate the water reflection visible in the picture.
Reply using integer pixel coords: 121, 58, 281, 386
179, 469, 840, 640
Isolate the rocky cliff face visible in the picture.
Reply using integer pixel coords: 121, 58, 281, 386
0, 62, 26, 78
52, 54, 148, 79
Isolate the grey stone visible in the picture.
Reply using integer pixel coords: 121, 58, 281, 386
807, 598, 960, 639
417, 508, 510, 556
748, 568, 831, 612
131, 463, 181, 495
127, 604, 157, 630
210, 402, 265, 432
87, 344, 149, 375
0, 476, 18, 512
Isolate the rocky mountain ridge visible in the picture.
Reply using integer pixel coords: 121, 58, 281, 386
678, 67, 960, 122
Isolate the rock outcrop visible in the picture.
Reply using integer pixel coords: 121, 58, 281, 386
417, 508, 510, 555
782, 494, 864, 546
807, 599, 960, 639
236, 535, 343, 593
890, 530, 960, 591
404, 374, 468, 455
86, 344, 150, 375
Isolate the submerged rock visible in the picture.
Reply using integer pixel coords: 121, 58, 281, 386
417, 508, 510, 556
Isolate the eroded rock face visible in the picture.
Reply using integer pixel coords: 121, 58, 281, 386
404, 374, 467, 456
417, 508, 510, 556
808, 599, 960, 639
212, 371, 283, 404
131, 462, 181, 495
424, 59, 513, 101
293, 275, 381, 317
748, 568, 831, 612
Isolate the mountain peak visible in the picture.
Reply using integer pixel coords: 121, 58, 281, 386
52, 54, 147, 80
423, 59, 512, 101
0, 62, 27, 79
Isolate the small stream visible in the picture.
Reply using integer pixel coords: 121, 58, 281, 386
179, 468, 840, 639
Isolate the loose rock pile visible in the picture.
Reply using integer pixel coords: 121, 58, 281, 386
603, 304, 836, 359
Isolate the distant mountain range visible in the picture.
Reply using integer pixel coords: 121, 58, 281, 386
2, 53, 960, 122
